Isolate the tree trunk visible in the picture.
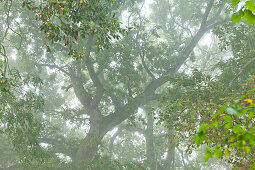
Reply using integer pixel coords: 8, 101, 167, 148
145, 112, 156, 170
164, 129, 175, 170
74, 110, 104, 168
74, 130, 103, 167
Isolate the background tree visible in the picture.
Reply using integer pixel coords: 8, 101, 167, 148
1, 0, 252, 169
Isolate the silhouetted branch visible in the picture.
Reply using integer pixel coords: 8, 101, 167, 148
36, 63, 70, 76
201, 0, 215, 28
208, 1, 226, 23
69, 66, 92, 107
83, 36, 105, 107
226, 57, 255, 92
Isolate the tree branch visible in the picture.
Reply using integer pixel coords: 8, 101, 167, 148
39, 137, 76, 159
206, 17, 231, 30
83, 36, 105, 107
108, 124, 146, 156
176, 147, 186, 167
100, 0, 225, 136
226, 57, 255, 92
208, 1, 226, 23
36, 63, 70, 76
109, 125, 124, 157
201, 0, 215, 28
134, 39, 155, 80
124, 125, 145, 134
69, 66, 92, 107
168, 4, 194, 39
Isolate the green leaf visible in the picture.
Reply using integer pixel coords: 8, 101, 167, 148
226, 108, 239, 115
232, 125, 244, 133
246, 1, 255, 12
243, 9, 255, 25
232, 10, 244, 23
212, 121, 218, 128
244, 146, 251, 154
224, 123, 232, 129
195, 131, 205, 146
213, 105, 227, 119
214, 146, 223, 159
223, 115, 232, 123
232, 0, 241, 8
205, 147, 213, 162
244, 133, 252, 141
225, 149, 230, 157
250, 139, 255, 146
248, 112, 255, 119
230, 135, 236, 142
251, 163, 255, 169
237, 108, 248, 117
195, 124, 212, 146
199, 124, 212, 132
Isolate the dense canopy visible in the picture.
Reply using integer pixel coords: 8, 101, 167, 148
0, 0, 254, 169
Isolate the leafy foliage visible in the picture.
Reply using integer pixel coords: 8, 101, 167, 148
1, 0, 253, 169
1, 37, 47, 168
78, 154, 146, 170
0, 67, 48, 167
195, 76, 255, 168
23, 0, 130, 53
158, 69, 225, 149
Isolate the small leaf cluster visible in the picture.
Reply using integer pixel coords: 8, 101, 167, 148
0, 59, 10, 92
232, 0, 255, 24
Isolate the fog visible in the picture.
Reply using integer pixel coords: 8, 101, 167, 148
0, 0, 254, 169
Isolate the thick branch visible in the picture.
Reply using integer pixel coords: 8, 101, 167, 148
124, 125, 145, 134
36, 63, 70, 76
208, 1, 226, 23
141, 53, 156, 80
69, 66, 92, 107
200, 0, 215, 28
102, 91, 160, 135
39, 137, 76, 159
83, 36, 105, 107
206, 17, 231, 30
